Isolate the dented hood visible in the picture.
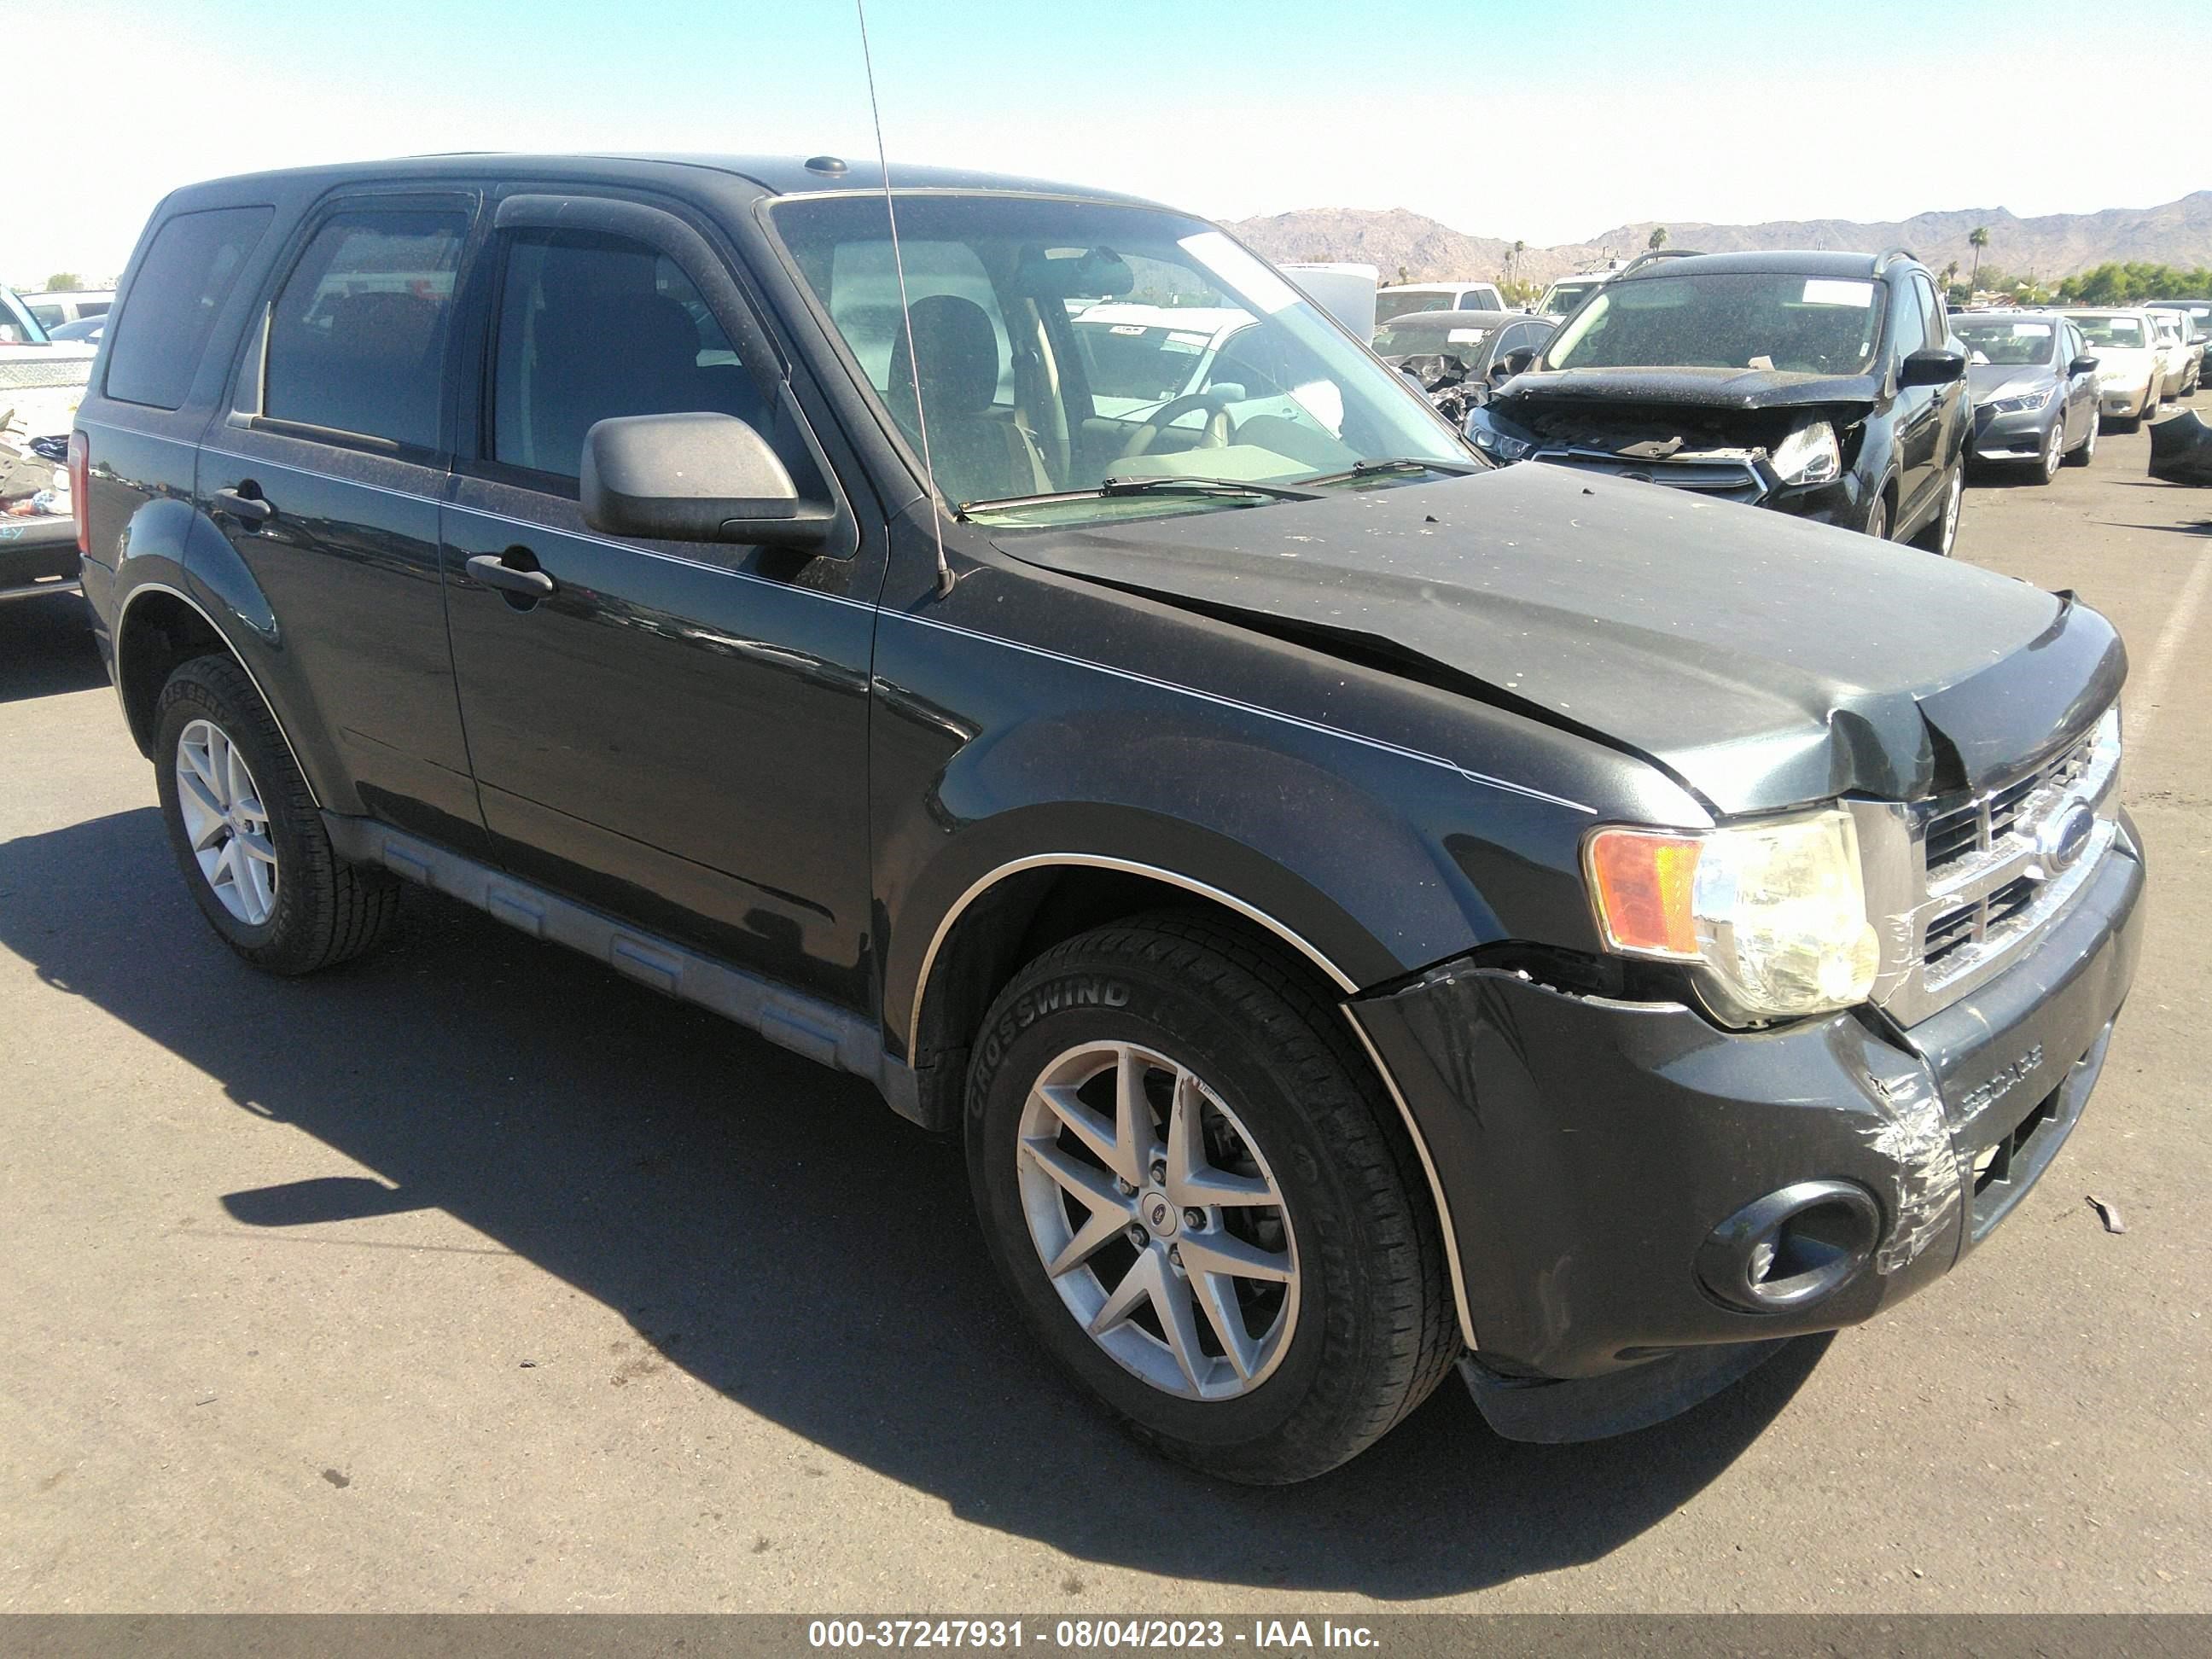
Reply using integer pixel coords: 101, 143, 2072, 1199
990, 463, 2123, 817
1493, 364, 1882, 418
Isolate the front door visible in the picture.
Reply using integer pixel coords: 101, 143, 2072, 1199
439, 195, 881, 1008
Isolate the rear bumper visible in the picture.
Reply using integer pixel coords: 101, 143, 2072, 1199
1353, 812, 2145, 1408
0, 520, 80, 601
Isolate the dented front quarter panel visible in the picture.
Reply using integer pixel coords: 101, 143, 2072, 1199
1351, 966, 1967, 1380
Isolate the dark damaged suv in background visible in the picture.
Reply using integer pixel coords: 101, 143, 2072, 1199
73, 155, 2144, 1483
1472, 249, 1970, 555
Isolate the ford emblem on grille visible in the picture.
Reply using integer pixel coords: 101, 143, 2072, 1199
2033, 801, 2096, 880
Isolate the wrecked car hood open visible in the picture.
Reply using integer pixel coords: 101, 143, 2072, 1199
989, 463, 2123, 818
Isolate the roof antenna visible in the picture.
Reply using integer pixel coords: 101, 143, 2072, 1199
855, 0, 956, 600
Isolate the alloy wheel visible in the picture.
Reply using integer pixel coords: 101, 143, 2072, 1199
1865, 498, 1889, 541
2041, 421, 2064, 481
1016, 1040, 1300, 1400
1940, 469, 1963, 550
173, 717, 279, 926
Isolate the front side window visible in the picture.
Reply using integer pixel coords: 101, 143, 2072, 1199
261, 208, 466, 450
771, 194, 1465, 524
490, 229, 765, 482
105, 207, 271, 408
1546, 271, 1884, 375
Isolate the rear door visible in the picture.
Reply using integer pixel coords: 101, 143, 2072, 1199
439, 189, 881, 1009
201, 191, 485, 849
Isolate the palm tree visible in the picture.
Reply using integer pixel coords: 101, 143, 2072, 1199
1941, 259, 1959, 288
1968, 226, 1990, 290
1647, 225, 1668, 253
1509, 238, 1526, 284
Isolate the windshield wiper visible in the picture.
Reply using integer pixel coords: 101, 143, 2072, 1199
1300, 457, 1483, 486
960, 474, 1324, 515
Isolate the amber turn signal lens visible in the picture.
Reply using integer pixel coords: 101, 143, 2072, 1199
1585, 828, 1704, 958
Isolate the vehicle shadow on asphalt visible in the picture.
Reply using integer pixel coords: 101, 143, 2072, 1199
0, 597, 105, 703
0, 806, 1830, 1598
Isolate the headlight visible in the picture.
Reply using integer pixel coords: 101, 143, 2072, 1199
1584, 808, 1878, 1023
1467, 408, 1535, 463
1770, 420, 1841, 486
1983, 382, 2056, 416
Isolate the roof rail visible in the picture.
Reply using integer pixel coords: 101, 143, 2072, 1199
1618, 247, 1702, 276
1873, 247, 1919, 271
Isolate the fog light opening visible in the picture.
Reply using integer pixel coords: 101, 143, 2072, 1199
1698, 1180, 1880, 1314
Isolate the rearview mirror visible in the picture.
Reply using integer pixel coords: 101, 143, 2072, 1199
1899, 347, 1966, 388
2069, 352, 2099, 377
581, 411, 834, 550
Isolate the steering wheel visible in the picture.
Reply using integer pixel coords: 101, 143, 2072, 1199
1119, 387, 1242, 460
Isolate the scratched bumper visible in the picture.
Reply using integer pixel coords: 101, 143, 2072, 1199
1351, 811, 2145, 1391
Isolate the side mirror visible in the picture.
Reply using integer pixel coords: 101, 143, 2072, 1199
1898, 346, 1966, 388
581, 411, 834, 550
2069, 352, 2099, 377
1493, 348, 1537, 381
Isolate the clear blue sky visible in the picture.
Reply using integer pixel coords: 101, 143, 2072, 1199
21, 0, 2210, 284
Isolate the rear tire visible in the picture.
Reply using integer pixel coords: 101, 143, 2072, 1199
963, 912, 1457, 1484
154, 655, 400, 975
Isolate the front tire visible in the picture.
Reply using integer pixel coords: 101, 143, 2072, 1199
1912, 463, 1965, 554
2067, 407, 2098, 466
964, 913, 1456, 1484
2031, 418, 2064, 486
154, 655, 400, 975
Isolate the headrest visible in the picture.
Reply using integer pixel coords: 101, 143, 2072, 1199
890, 294, 999, 417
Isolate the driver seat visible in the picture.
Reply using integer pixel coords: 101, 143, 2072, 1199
888, 294, 1052, 504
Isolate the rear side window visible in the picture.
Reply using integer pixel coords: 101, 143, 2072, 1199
490, 229, 766, 482
104, 206, 273, 409
262, 208, 467, 451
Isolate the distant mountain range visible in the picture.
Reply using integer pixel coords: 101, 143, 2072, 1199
1228, 194, 2212, 287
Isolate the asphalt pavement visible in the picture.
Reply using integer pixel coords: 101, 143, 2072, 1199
2, 412, 2206, 1614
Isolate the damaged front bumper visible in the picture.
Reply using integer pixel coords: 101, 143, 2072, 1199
1350, 812, 2145, 1439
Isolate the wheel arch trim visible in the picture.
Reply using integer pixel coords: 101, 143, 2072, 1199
115, 579, 322, 809
909, 851, 1478, 1351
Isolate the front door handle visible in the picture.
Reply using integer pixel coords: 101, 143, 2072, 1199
213, 484, 274, 526
466, 551, 556, 601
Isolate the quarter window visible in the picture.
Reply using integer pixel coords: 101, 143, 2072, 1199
104, 206, 273, 409
489, 229, 766, 483
261, 208, 467, 450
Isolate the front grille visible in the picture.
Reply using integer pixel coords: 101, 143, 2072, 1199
1878, 710, 2121, 1027
1532, 448, 1767, 504
1921, 728, 2096, 892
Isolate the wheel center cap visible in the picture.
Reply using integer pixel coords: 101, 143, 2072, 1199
1141, 1193, 1177, 1237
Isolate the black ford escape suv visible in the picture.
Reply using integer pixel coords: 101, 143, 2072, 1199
1472, 250, 1972, 556
74, 155, 2144, 1484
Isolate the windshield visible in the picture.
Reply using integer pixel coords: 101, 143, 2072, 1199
1953, 317, 2054, 367
1371, 317, 1494, 359
2071, 313, 2147, 348
1545, 271, 1882, 375
771, 194, 1468, 524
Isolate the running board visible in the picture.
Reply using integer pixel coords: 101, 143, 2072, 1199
321, 814, 924, 1125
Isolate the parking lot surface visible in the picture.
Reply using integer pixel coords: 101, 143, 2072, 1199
2, 420, 2206, 1614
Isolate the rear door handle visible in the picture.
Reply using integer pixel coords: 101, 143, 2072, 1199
213, 485, 274, 526
466, 552, 556, 600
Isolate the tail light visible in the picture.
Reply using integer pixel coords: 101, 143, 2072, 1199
67, 429, 89, 557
